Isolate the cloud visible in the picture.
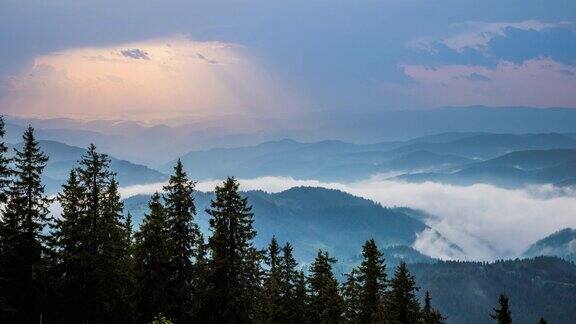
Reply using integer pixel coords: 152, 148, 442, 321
118, 176, 576, 262
195, 53, 218, 65
466, 72, 491, 82
387, 58, 576, 107
0, 36, 305, 121
120, 48, 150, 60
411, 20, 566, 53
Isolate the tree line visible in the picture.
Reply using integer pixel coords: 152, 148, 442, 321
0, 119, 533, 323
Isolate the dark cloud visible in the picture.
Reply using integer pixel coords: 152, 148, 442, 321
120, 49, 150, 60
195, 53, 218, 65
467, 72, 491, 82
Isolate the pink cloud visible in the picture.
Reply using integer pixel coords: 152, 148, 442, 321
387, 58, 576, 107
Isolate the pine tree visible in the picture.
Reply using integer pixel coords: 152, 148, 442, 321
308, 250, 343, 324
0, 116, 13, 318
358, 238, 387, 323
279, 242, 301, 323
206, 177, 262, 323
163, 159, 202, 323
0, 126, 51, 322
342, 268, 362, 323
50, 170, 85, 321
490, 294, 512, 324
0, 116, 11, 204
134, 192, 173, 323
101, 178, 135, 321
263, 236, 283, 322
422, 291, 445, 324
293, 270, 309, 324
52, 144, 134, 322
386, 261, 421, 324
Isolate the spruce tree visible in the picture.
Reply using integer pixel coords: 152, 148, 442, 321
279, 242, 300, 323
422, 291, 445, 324
293, 270, 309, 324
358, 238, 387, 323
50, 170, 85, 321
163, 159, 202, 322
342, 268, 362, 323
206, 177, 262, 323
263, 236, 283, 322
490, 294, 512, 324
308, 250, 343, 324
0, 126, 51, 323
0, 116, 13, 318
52, 144, 134, 322
386, 261, 421, 324
134, 192, 173, 323
101, 178, 135, 322
0, 116, 11, 204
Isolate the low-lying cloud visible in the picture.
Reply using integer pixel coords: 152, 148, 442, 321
119, 177, 576, 262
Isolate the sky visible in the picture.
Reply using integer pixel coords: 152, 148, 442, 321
1, 0, 576, 121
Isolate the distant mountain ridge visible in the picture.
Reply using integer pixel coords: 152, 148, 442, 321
398, 148, 576, 187
166, 132, 576, 186
8, 140, 168, 194
8, 106, 576, 165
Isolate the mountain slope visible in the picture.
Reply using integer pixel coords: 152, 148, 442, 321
523, 228, 576, 262
411, 257, 576, 324
473, 149, 576, 170
10, 140, 168, 193
391, 133, 576, 160
124, 186, 430, 266
396, 149, 576, 187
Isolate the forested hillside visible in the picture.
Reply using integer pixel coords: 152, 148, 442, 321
411, 257, 576, 323
125, 187, 430, 268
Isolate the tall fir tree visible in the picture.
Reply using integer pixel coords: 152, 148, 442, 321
50, 170, 85, 321
206, 177, 262, 323
342, 268, 362, 323
0, 116, 11, 204
134, 192, 172, 323
293, 270, 309, 324
386, 261, 422, 324
0, 126, 51, 322
0, 116, 13, 318
52, 144, 134, 322
308, 250, 343, 324
163, 159, 202, 323
263, 236, 283, 322
101, 178, 135, 321
278, 242, 301, 323
490, 294, 512, 324
422, 291, 445, 324
358, 239, 387, 323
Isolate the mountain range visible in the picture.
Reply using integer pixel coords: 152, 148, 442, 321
161, 133, 576, 188
7, 140, 168, 194
8, 106, 576, 166
123, 186, 439, 270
